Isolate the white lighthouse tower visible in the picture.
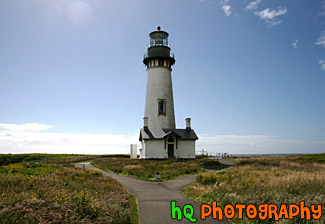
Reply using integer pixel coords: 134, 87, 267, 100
143, 26, 176, 129
139, 27, 198, 159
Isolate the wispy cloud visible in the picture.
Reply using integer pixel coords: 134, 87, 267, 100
245, 0, 262, 10
199, 0, 288, 26
0, 123, 139, 154
318, 0, 325, 17
292, 39, 298, 49
315, 31, 325, 47
218, 0, 232, 16
0, 123, 52, 132
319, 60, 325, 71
222, 5, 232, 16
255, 7, 287, 27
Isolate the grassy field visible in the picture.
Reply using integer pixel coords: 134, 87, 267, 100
183, 154, 325, 224
92, 158, 213, 181
0, 163, 138, 224
0, 153, 104, 166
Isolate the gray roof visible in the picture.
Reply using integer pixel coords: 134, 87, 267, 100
139, 128, 199, 141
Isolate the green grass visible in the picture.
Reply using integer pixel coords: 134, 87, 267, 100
183, 155, 325, 224
0, 163, 57, 177
0, 153, 103, 166
91, 158, 212, 181
296, 153, 325, 163
0, 163, 135, 223
128, 193, 139, 224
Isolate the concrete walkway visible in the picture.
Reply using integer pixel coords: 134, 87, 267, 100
76, 162, 231, 224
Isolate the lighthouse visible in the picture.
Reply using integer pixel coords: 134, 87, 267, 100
143, 26, 176, 129
139, 27, 198, 159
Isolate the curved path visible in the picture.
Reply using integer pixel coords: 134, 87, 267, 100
76, 162, 231, 224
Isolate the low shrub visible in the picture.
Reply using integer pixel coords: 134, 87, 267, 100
201, 160, 221, 167
92, 158, 202, 181
184, 155, 325, 223
196, 172, 218, 185
0, 164, 133, 224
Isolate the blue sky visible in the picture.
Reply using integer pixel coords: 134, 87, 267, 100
0, 0, 324, 154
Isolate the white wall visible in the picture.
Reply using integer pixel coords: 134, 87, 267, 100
130, 144, 137, 158
140, 139, 167, 159
145, 139, 167, 159
140, 139, 196, 159
140, 139, 146, 159
144, 66, 175, 129
176, 140, 196, 159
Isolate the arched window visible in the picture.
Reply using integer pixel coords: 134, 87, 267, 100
158, 100, 166, 115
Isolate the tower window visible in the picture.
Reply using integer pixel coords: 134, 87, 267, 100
158, 100, 166, 115
159, 59, 164, 66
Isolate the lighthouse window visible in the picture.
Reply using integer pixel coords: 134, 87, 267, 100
156, 38, 163, 45
159, 59, 164, 66
158, 100, 166, 115
163, 38, 168, 46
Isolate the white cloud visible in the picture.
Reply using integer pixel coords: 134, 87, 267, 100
315, 31, 325, 47
0, 123, 139, 154
0, 123, 52, 133
292, 39, 298, 49
218, 0, 232, 16
222, 5, 232, 16
255, 7, 287, 27
246, 0, 262, 10
319, 60, 325, 71
198, 0, 233, 17
1, 123, 324, 155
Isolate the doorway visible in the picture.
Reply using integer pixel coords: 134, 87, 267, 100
168, 144, 174, 158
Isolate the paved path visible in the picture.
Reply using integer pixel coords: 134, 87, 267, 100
76, 162, 231, 224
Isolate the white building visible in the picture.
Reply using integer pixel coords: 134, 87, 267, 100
139, 27, 198, 159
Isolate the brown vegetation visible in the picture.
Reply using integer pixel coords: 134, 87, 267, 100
0, 163, 134, 223
92, 158, 205, 181
183, 155, 325, 223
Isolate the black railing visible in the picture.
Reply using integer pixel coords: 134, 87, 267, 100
148, 42, 170, 48
143, 52, 175, 59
